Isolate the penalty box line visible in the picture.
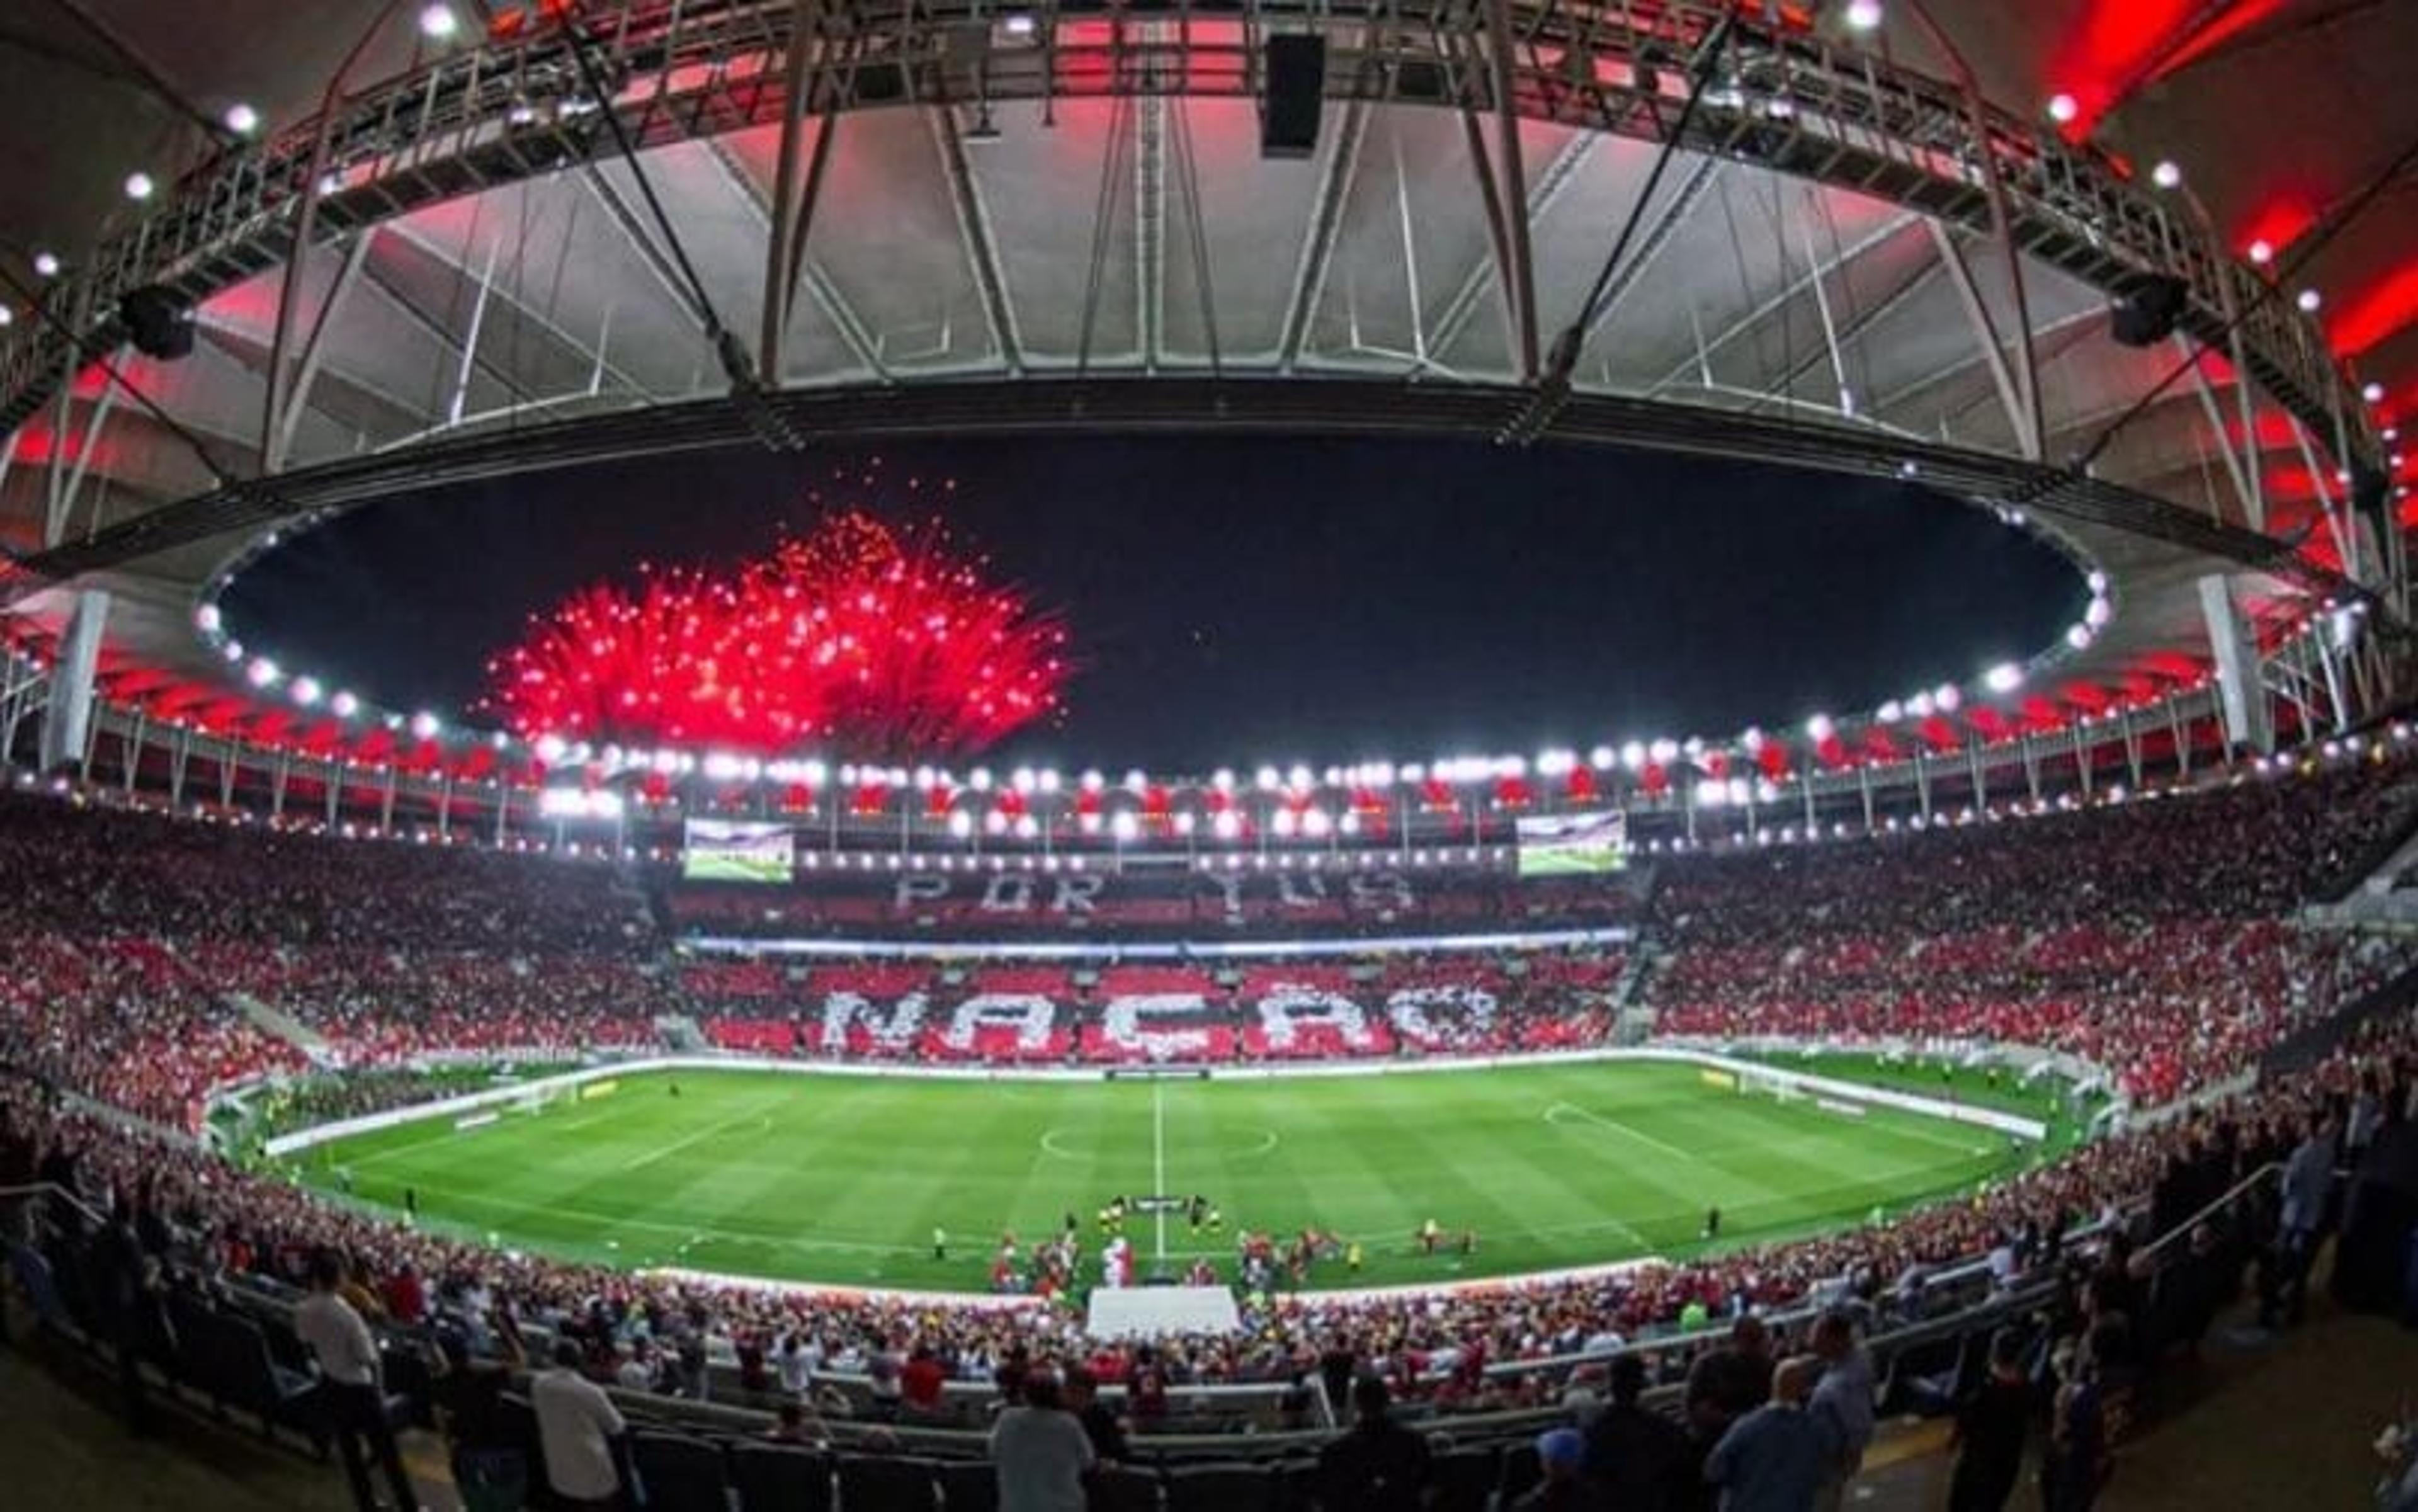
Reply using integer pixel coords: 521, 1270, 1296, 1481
1543, 1100, 1691, 1161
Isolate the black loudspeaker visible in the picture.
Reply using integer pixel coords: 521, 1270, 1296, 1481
2110, 273, 2189, 348
119, 284, 195, 361
2351, 462, 2391, 536
1262, 35, 1326, 159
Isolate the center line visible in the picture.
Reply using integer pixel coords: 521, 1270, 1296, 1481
1152, 1077, 1169, 1265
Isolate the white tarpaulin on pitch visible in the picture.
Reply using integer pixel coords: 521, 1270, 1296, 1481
1086, 1285, 1241, 1338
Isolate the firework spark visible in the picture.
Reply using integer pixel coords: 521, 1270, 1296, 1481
484, 509, 1069, 758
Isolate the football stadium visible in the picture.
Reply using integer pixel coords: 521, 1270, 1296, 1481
2, 2, 2417, 1510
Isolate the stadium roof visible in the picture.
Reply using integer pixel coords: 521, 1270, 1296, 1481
0, 0, 2410, 775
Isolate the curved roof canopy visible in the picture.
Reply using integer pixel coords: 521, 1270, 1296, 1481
0, 0, 2407, 776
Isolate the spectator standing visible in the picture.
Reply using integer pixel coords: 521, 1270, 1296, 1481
295, 1248, 420, 1512
1583, 1353, 1693, 1510
1688, 1314, 1778, 1449
1516, 1428, 1592, 1511
1315, 1377, 1432, 1512
990, 1375, 1094, 1512
1807, 1312, 1875, 1511
1947, 1328, 2033, 1512
2270, 1114, 2339, 1326
901, 1343, 949, 1417
1706, 1356, 1838, 1512
531, 1339, 630, 1511
1064, 1367, 1130, 1464
2039, 1327, 2114, 1512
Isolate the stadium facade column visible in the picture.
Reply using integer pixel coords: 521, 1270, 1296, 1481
2198, 574, 2277, 755
120, 707, 146, 793
0, 657, 31, 761
37, 588, 108, 773
167, 726, 191, 808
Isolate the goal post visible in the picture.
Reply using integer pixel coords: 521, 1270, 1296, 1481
1734, 1065, 1808, 1106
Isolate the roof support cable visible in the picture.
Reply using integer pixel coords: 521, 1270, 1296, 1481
560, 22, 803, 450
1499, 4, 1743, 443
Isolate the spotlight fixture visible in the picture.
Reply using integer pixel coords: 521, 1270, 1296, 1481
2150, 160, 2181, 190
2046, 93, 2079, 125
123, 171, 155, 201
2296, 288, 2322, 313
1844, 0, 1883, 30
223, 102, 260, 135
31, 251, 59, 278
2363, 382, 2385, 404
418, 3, 459, 39
2246, 239, 2274, 266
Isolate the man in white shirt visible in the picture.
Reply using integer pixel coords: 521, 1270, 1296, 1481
531, 1339, 630, 1509
777, 1332, 815, 1396
1808, 1311, 1876, 1512
991, 1375, 1094, 1512
294, 1249, 419, 1512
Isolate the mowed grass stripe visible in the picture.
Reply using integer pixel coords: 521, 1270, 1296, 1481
294, 1062, 2054, 1291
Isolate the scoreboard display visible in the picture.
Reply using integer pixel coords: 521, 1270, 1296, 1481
681, 819, 796, 883
1514, 809, 1628, 877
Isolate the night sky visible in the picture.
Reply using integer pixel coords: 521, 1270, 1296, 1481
221, 435, 2084, 769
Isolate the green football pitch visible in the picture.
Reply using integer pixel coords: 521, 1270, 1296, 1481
291, 1060, 2063, 1293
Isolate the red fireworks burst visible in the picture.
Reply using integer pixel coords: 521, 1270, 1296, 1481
484, 509, 1069, 758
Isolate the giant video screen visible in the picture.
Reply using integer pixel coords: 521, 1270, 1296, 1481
1514, 809, 1628, 877
682, 819, 797, 884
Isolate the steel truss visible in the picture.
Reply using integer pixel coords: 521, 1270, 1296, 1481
0, 0, 2378, 482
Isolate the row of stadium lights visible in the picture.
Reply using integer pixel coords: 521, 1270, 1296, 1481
187, 577, 2392, 812
162, 550, 2371, 792
37, 724, 2407, 871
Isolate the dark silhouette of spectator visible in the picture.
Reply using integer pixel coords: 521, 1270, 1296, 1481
1315, 1377, 1431, 1512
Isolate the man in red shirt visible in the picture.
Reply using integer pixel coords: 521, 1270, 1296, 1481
901, 1343, 948, 1416
382, 1262, 425, 1326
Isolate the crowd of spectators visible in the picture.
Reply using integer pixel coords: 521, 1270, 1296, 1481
1649, 758, 2418, 1102
6, 754, 2417, 1134
693, 952, 1623, 1066
662, 865, 1645, 941
8, 996, 2413, 1426
9, 754, 2418, 1509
